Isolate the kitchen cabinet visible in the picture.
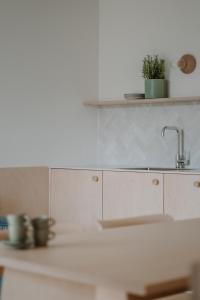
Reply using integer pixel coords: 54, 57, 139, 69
103, 171, 163, 219
50, 169, 102, 226
0, 167, 49, 217
164, 174, 200, 220
0, 167, 102, 226
1, 167, 200, 225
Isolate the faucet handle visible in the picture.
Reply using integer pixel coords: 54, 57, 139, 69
176, 151, 190, 169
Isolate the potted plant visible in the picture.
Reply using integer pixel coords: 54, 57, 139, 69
142, 55, 168, 99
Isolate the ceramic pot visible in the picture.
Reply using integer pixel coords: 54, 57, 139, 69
145, 79, 168, 99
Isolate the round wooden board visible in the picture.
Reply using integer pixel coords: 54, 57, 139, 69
177, 54, 196, 74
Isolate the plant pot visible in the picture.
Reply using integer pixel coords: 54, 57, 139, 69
145, 79, 168, 99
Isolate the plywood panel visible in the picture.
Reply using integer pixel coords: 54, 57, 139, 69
50, 169, 102, 226
2, 268, 95, 300
103, 171, 163, 219
0, 219, 199, 296
164, 174, 200, 219
0, 167, 49, 217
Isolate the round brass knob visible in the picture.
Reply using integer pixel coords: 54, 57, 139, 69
152, 179, 159, 186
194, 181, 200, 188
92, 176, 99, 182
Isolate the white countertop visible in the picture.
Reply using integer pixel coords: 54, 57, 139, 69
48, 166, 200, 174
0, 165, 200, 174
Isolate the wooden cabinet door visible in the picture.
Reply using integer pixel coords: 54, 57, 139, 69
103, 171, 163, 220
0, 167, 49, 217
50, 169, 102, 226
164, 174, 200, 220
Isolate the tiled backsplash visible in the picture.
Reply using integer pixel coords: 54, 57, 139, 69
98, 0, 200, 169
97, 104, 200, 168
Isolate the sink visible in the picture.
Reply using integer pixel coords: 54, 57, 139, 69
147, 167, 195, 171
120, 167, 197, 171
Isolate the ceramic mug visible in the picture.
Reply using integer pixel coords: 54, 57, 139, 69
7, 214, 31, 244
32, 215, 55, 247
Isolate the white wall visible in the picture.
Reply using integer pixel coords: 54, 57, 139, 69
1, 0, 200, 168
0, 0, 99, 167
98, 0, 200, 168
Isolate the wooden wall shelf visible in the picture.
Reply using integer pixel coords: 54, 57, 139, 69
84, 96, 200, 108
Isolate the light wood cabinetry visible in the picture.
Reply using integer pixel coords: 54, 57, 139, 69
50, 169, 102, 226
0, 167, 102, 226
103, 171, 163, 219
164, 174, 200, 220
0, 167, 49, 217
1, 167, 200, 224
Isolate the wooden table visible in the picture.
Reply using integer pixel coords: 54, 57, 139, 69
0, 219, 200, 300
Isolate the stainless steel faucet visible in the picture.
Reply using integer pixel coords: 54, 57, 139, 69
161, 126, 189, 169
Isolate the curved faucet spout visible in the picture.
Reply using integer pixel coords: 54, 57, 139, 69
161, 126, 182, 137
161, 126, 189, 169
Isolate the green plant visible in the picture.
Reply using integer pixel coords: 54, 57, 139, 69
142, 55, 165, 79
